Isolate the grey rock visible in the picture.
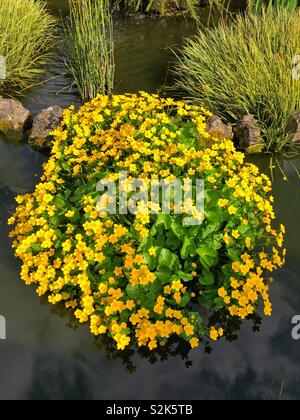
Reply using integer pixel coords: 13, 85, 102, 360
29, 105, 63, 150
0, 98, 32, 142
286, 111, 300, 143
205, 115, 233, 139
235, 114, 264, 153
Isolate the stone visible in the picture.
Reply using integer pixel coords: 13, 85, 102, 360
29, 105, 63, 150
286, 111, 300, 143
235, 114, 264, 153
0, 97, 32, 142
205, 115, 233, 139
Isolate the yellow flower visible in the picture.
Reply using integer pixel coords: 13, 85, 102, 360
173, 292, 182, 304
126, 300, 135, 310
230, 278, 239, 289
149, 247, 157, 256
148, 340, 158, 350
232, 230, 240, 239
184, 324, 195, 336
164, 285, 172, 295
223, 233, 231, 245
166, 308, 174, 318
228, 205, 237, 215
245, 236, 252, 249
218, 287, 227, 298
99, 283, 108, 294
172, 280, 183, 292
218, 199, 229, 208
190, 337, 199, 348
210, 328, 219, 341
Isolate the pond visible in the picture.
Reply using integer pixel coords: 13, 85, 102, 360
0, 0, 299, 400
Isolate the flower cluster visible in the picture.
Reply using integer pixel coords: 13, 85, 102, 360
9, 92, 285, 351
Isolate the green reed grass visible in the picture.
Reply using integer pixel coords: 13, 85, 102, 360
249, 0, 298, 13
65, 0, 115, 101
119, 0, 203, 19
0, 0, 55, 96
174, 7, 300, 154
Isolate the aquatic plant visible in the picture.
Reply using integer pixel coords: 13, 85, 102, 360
64, 0, 115, 101
174, 7, 300, 154
116, 0, 204, 19
249, 0, 299, 12
9, 93, 285, 351
0, 0, 55, 95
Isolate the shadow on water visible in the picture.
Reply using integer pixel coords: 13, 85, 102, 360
42, 297, 262, 373
0, 0, 299, 401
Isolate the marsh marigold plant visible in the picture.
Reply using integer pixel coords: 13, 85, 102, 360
9, 93, 286, 351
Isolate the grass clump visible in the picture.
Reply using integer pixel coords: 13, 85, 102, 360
174, 7, 300, 153
118, 0, 203, 19
65, 0, 115, 101
0, 0, 55, 95
250, 0, 299, 12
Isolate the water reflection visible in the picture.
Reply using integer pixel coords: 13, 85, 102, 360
44, 298, 263, 373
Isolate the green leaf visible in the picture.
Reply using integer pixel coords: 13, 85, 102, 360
178, 271, 193, 282
196, 245, 218, 269
155, 233, 165, 247
119, 328, 131, 335
149, 281, 161, 295
206, 237, 222, 251
227, 248, 241, 262
238, 224, 251, 236
213, 297, 225, 310
143, 252, 156, 270
171, 222, 185, 239
155, 214, 171, 230
181, 237, 197, 259
31, 244, 42, 252
166, 236, 181, 251
205, 208, 224, 224
126, 284, 138, 299
61, 162, 72, 173
158, 248, 177, 268
198, 269, 215, 286
53, 194, 67, 209
156, 266, 172, 283
64, 189, 72, 200
50, 215, 60, 228
55, 229, 64, 239
179, 293, 191, 307
201, 223, 221, 239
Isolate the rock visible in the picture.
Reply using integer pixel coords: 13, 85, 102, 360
235, 114, 264, 153
205, 115, 233, 139
286, 111, 300, 143
29, 105, 63, 150
0, 98, 32, 142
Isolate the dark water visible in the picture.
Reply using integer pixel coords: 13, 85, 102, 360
0, 0, 300, 400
